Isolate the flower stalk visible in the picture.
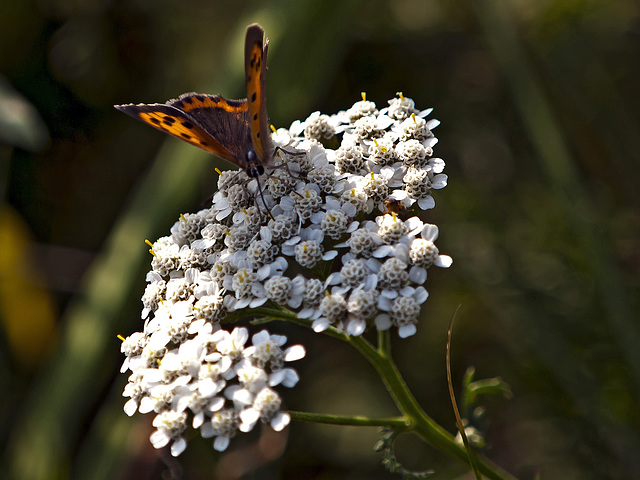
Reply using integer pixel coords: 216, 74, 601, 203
258, 307, 517, 480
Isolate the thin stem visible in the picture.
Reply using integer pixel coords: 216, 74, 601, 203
378, 328, 392, 357
288, 411, 409, 428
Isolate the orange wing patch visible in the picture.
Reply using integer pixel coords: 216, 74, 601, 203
136, 110, 234, 159
175, 94, 249, 114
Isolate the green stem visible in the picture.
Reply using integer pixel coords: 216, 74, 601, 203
347, 332, 518, 480
252, 307, 518, 480
288, 411, 409, 428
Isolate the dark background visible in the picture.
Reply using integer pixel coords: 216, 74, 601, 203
1, 0, 639, 479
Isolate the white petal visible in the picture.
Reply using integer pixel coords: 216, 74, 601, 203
399, 285, 416, 297
199, 378, 222, 397
420, 223, 439, 241
364, 274, 378, 291
435, 255, 453, 268
288, 296, 303, 309
375, 314, 392, 330
373, 245, 393, 258
150, 430, 170, 449
389, 189, 409, 201
146, 271, 163, 283
280, 368, 300, 388
431, 174, 448, 189
381, 289, 398, 299
394, 244, 410, 262
312, 318, 331, 332
322, 250, 338, 260
426, 118, 440, 129
268, 370, 286, 386
232, 388, 254, 407
414, 286, 429, 304
170, 437, 187, 457
139, 397, 155, 414
239, 408, 261, 432
235, 297, 251, 309
274, 256, 289, 272
310, 211, 325, 224
250, 296, 269, 308
123, 398, 138, 417
256, 264, 271, 280
231, 327, 249, 345
289, 119, 303, 136
366, 257, 382, 272
213, 435, 230, 451
252, 330, 271, 345
346, 318, 366, 336
403, 216, 422, 232
346, 221, 360, 233
193, 411, 205, 429
284, 345, 306, 361
409, 266, 427, 284
260, 226, 273, 243
341, 203, 357, 217
398, 324, 417, 338
207, 396, 226, 412
200, 422, 214, 438
430, 158, 445, 173
271, 412, 291, 431
377, 296, 392, 312
417, 196, 435, 210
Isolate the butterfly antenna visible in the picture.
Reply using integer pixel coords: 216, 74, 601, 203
255, 176, 275, 221
274, 146, 305, 179
274, 145, 306, 158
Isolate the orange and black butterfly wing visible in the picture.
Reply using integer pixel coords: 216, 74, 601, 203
115, 93, 251, 166
167, 93, 252, 167
245, 24, 274, 165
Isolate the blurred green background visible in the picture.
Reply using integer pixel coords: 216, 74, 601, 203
1, 0, 639, 479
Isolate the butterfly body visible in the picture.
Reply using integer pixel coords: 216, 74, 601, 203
115, 24, 273, 178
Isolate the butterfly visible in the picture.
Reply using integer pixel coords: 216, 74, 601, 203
115, 23, 274, 179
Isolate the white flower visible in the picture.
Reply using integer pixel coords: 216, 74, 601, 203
150, 411, 188, 456
239, 387, 290, 433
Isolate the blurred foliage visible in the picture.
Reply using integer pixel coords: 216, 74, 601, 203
0, 0, 639, 479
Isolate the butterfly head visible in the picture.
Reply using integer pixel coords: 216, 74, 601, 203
245, 148, 265, 178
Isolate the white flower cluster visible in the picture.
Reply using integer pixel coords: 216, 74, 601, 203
121, 326, 305, 456
121, 93, 452, 456
142, 95, 452, 337
142, 94, 450, 337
